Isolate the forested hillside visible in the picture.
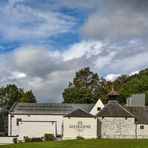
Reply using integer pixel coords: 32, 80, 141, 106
63, 68, 148, 105
114, 68, 148, 105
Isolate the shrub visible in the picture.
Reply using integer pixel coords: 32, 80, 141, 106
24, 137, 31, 143
13, 137, 17, 143
44, 134, 55, 141
0, 132, 4, 136
30, 137, 42, 142
18, 140, 23, 143
76, 136, 85, 140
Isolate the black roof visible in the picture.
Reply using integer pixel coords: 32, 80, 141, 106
96, 100, 134, 118
64, 108, 96, 118
9, 103, 94, 115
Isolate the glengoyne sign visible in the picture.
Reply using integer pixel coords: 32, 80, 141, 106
69, 121, 91, 132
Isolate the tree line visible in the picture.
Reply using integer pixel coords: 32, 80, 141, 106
63, 67, 148, 105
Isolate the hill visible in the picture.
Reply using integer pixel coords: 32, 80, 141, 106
114, 68, 148, 105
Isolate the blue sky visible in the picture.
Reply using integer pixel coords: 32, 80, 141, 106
0, 0, 148, 102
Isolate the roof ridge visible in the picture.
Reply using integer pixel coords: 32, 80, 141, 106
96, 100, 135, 117
64, 108, 96, 118
117, 102, 135, 118
9, 102, 18, 113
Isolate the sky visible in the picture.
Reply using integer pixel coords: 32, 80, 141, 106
0, 0, 148, 103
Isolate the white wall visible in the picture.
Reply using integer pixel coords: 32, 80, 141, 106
137, 124, 148, 138
98, 117, 136, 138
8, 114, 64, 137
0, 137, 16, 144
18, 121, 56, 140
63, 117, 97, 140
90, 99, 104, 115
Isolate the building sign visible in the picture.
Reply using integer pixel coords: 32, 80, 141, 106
69, 121, 91, 132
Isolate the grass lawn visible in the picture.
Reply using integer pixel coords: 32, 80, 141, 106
0, 139, 148, 148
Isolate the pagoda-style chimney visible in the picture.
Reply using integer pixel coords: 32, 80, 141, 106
107, 86, 119, 101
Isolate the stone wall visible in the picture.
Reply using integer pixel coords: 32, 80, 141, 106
98, 117, 136, 138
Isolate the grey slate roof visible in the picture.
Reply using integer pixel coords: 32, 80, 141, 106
9, 103, 94, 115
96, 100, 134, 118
64, 108, 96, 118
125, 106, 148, 124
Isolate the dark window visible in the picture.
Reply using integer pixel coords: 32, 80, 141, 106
97, 107, 101, 111
16, 118, 22, 126
140, 125, 144, 129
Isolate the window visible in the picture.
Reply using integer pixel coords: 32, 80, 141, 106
16, 118, 22, 126
140, 125, 144, 130
97, 107, 101, 111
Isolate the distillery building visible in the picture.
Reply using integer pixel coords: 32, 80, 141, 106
8, 89, 148, 140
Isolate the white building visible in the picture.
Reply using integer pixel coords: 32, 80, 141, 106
63, 108, 97, 139
8, 102, 102, 140
8, 89, 148, 140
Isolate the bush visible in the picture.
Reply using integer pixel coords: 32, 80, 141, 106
13, 137, 17, 143
24, 137, 31, 143
44, 134, 55, 141
30, 137, 42, 142
18, 140, 23, 143
0, 132, 4, 136
76, 136, 85, 140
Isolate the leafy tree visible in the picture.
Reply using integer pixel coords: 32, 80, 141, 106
113, 68, 148, 104
0, 84, 36, 133
63, 67, 148, 105
63, 67, 110, 103
0, 84, 24, 115
20, 90, 36, 103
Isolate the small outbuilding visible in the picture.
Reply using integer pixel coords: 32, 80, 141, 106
63, 108, 97, 140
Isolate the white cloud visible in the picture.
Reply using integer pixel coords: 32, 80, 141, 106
10, 71, 26, 79
62, 40, 103, 60
0, 39, 148, 103
0, 0, 76, 41
105, 74, 121, 81
130, 70, 139, 76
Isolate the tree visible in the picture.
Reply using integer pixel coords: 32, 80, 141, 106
113, 68, 148, 104
0, 84, 24, 115
0, 84, 36, 134
63, 67, 110, 103
20, 90, 36, 103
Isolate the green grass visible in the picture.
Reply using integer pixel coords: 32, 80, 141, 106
1, 139, 148, 148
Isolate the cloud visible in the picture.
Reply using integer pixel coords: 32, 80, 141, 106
0, 0, 148, 103
62, 40, 103, 60
80, 0, 148, 39
0, 39, 146, 103
129, 70, 139, 76
105, 74, 121, 82
0, 0, 76, 41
